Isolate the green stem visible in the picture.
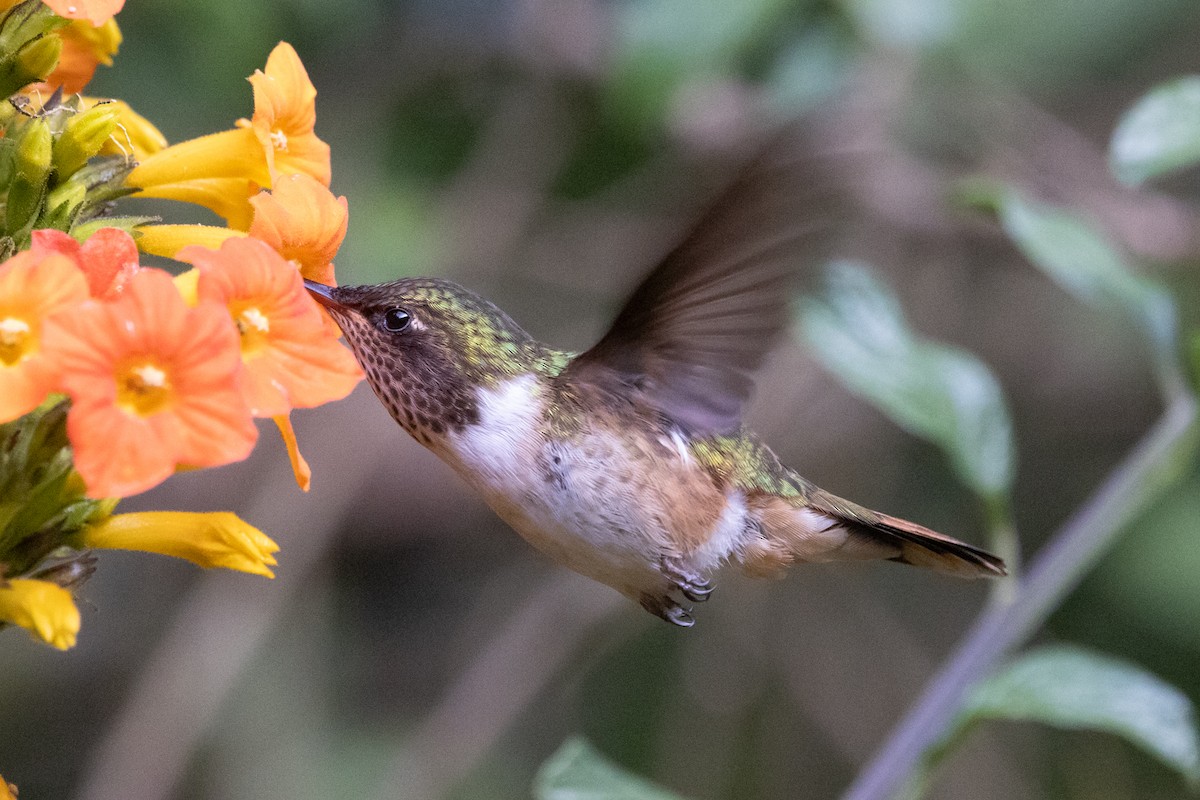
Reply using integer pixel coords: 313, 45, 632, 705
842, 392, 1200, 800
983, 493, 1020, 606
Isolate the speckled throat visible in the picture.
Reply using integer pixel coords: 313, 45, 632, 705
311, 278, 569, 446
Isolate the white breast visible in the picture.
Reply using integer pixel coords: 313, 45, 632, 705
441, 374, 749, 593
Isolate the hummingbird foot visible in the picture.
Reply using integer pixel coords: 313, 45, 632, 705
659, 556, 715, 603
639, 592, 695, 628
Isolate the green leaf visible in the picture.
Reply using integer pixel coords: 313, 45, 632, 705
950, 645, 1200, 788
607, 0, 798, 134
535, 738, 691, 800
994, 190, 1182, 396
1110, 76, 1200, 186
799, 262, 1014, 499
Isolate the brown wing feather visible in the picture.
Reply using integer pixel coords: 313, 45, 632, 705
562, 130, 829, 435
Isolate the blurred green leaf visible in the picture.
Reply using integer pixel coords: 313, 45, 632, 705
1110, 76, 1200, 186
993, 190, 1182, 396
842, 0, 959, 47
535, 738, 691, 800
608, 0, 799, 134
764, 21, 854, 114
799, 262, 1014, 499
951, 645, 1200, 788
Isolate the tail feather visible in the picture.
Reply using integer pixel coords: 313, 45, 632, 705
857, 512, 1007, 578
739, 495, 1007, 579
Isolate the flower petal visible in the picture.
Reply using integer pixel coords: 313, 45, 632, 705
182, 237, 362, 416
127, 127, 269, 191
43, 0, 125, 27
273, 413, 311, 491
41, 268, 258, 498
0, 578, 80, 650
246, 42, 330, 185
35, 17, 121, 93
248, 173, 347, 284
78, 511, 279, 577
31, 227, 139, 298
0, 250, 90, 423
137, 224, 247, 261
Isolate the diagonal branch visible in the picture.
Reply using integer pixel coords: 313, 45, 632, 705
843, 392, 1199, 800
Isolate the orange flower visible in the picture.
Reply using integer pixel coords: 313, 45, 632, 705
31, 227, 139, 298
180, 237, 361, 417
36, 17, 121, 94
248, 173, 347, 284
134, 174, 348, 280
126, 42, 330, 211
42, 0, 125, 26
239, 42, 330, 186
0, 249, 89, 423
41, 268, 258, 498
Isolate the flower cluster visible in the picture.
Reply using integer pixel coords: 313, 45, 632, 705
0, 0, 361, 654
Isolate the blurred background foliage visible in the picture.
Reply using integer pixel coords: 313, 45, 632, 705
4, 0, 1200, 798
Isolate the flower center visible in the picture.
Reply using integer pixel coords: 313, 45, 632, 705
235, 305, 271, 354
269, 128, 288, 152
117, 361, 173, 416
0, 317, 32, 366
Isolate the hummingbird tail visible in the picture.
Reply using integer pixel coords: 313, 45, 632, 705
856, 512, 1007, 578
740, 497, 1007, 579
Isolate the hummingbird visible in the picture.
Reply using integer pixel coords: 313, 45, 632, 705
305, 142, 1005, 627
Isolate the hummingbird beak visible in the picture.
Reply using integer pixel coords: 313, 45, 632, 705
303, 279, 346, 311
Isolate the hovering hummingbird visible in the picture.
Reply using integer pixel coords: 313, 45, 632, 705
305, 141, 1005, 627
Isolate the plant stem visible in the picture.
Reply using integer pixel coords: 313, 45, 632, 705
842, 393, 1199, 800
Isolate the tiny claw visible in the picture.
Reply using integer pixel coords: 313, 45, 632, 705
639, 592, 696, 628
660, 555, 714, 603
664, 605, 695, 628
680, 581, 713, 603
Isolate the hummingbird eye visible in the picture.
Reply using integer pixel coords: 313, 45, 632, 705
382, 307, 412, 332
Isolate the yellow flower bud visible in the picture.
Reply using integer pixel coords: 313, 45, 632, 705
0, 578, 81, 650
76, 511, 280, 577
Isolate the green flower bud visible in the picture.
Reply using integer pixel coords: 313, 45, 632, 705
5, 117, 52, 238
0, 34, 61, 98
42, 177, 86, 230
53, 104, 120, 179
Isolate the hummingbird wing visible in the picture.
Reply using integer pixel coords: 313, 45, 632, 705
563, 134, 825, 435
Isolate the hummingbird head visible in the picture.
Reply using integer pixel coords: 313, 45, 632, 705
305, 278, 564, 444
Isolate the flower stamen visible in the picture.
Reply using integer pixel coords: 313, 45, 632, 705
0, 317, 31, 365
118, 361, 172, 415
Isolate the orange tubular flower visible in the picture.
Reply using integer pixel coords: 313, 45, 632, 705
31, 227, 139, 298
0, 250, 89, 424
180, 237, 361, 417
41, 268, 258, 498
126, 42, 330, 217
240, 42, 330, 186
36, 17, 121, 94
248, 173, 347, 285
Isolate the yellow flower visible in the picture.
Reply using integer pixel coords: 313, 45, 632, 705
76, 511, 279, 577
136, 224, 247, 262
0, 578, 81, 650
126, 42, 330, 222
0, 775, 15, 800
